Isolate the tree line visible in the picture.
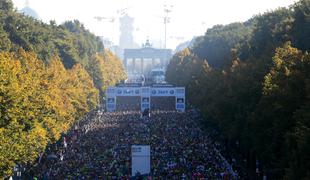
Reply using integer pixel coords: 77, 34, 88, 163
166, 0, 310, 179
0, 0, 126, 178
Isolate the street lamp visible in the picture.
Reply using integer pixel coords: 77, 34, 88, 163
163, 5, 173, 49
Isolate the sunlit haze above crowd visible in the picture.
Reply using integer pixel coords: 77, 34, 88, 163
13, 0, 296, 50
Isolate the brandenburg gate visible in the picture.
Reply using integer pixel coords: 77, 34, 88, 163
123, 40, 172, 75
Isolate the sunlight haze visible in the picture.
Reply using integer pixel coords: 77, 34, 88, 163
12, 0, 296, 49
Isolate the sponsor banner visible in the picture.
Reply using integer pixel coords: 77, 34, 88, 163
115, 88, 141, 96
141, 103, 150, 108
141, 103, 150, 112
107, 87, 184, 97
106, 95, 116, 112
132, 145, 150, 156
142, 97, 150, 103
141, 96, 150, 111
131, 145, 151, 176
106, 86, 185, 112
176, 96, 185, 112
176, 103, 185, 110
150, 88, 175, 97
107, 98, 115, 103
106, 103, 116, 112
107, 87, 116, 96
176, 97, 184, 103
141, 87, 150, 95
175, 87, 185, 95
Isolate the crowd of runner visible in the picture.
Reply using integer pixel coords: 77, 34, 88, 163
116, 97, 141, 111
27, 99, 237, 179
150, 97, 175, 111
115, 97, 176, 111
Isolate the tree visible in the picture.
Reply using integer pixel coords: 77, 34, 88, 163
291, 0, 310, 51
192, 23, 252, 68
87, 50, 126, 95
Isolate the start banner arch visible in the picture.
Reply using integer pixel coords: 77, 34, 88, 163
106, 86, 185, 112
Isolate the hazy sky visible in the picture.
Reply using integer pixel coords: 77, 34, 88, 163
12, 0, 296, 50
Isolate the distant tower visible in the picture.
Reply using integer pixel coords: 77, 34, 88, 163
20, 0, 40, 19
119, 14, 134, 49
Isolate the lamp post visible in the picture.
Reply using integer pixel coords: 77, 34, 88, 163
163, 5, 173, 49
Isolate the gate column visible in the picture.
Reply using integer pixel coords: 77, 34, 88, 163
141, 87, 150, 112
106, 87, 116, 112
